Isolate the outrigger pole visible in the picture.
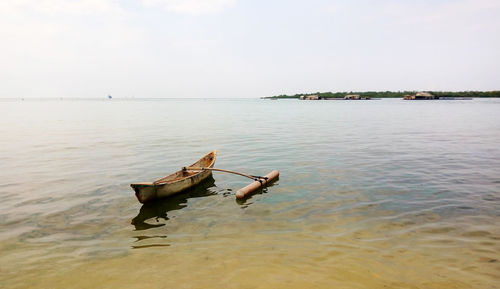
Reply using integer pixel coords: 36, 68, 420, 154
185, 167, 279, 199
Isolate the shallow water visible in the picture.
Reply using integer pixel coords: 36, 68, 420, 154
1, 98, 499, 288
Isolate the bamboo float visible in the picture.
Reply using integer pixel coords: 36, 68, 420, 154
236, 170, 279, 199
186, 167, 279, 199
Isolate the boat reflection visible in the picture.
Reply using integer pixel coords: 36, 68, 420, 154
132, 176, 217, 231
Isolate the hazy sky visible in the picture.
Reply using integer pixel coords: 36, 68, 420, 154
1, 0, 499, 98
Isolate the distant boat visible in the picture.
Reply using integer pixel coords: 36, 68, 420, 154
108, 95, 112, 99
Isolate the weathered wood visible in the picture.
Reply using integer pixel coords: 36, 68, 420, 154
236, 170, 279, 199
131, 151, 217, 203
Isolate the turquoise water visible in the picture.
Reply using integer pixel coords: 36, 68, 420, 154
0, 98, 499, 288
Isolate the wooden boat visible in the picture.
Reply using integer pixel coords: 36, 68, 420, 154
131, 151, 216, 203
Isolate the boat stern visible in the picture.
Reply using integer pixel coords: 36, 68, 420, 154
130, 183, 156, 203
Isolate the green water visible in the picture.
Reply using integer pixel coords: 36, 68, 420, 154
0, 98, 499, 288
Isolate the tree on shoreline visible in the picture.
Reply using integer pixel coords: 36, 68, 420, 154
264, 91, 500, 99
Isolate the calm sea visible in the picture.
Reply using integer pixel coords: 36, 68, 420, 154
1, 98, 499, 288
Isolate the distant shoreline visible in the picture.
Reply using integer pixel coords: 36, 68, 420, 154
263, 91, 500, 99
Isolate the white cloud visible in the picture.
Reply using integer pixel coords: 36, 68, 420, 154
0, 0, 146, 98
0, 0, 121, 15
1, 0, 498, 97
381, 0, 500, 26
141, 0, 235, 15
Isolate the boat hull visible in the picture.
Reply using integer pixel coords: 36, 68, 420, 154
131, 151, 216, 203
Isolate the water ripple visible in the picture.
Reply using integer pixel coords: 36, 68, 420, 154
1, 99, 499, 288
